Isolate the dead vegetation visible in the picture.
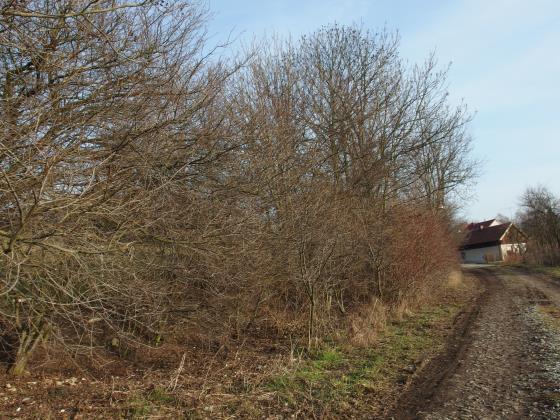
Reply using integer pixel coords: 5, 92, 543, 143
0, 272, 476, 418
1, 1, 477, 415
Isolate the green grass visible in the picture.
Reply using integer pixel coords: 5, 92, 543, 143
537, 266, 560, 278
126, 387, 178, 418
127, 395, 153, 418
149, 386, 176, 404
264, 304, 459, 414
507, 264, 560, 279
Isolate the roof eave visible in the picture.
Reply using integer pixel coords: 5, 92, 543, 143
459, 240, 501, 251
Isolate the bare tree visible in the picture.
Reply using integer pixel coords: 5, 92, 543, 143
517, 186, 560, 265
225, 24, 474, 348
0, 0, 237, 374
1, 13, 476, 374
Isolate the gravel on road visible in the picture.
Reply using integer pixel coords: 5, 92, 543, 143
393, 266, 560, 420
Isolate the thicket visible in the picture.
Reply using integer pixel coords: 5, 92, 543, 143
0, 0, 475, 375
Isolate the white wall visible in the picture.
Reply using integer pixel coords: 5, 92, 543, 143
461, 245, 502, 263
500, 243, 527, 258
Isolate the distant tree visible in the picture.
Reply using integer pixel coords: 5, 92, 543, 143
517, 186, 560, 265
495, 213, 512, 224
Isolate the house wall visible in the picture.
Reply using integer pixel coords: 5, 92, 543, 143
502, 225, 527, 246
461, 245, 502, 263
500, 243, 527, 257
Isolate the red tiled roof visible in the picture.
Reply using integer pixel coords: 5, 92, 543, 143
460, 222, 511, 250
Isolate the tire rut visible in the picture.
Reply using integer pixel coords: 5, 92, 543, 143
390, 266, 560, 420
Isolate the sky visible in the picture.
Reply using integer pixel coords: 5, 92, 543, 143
206, 0, 560, 221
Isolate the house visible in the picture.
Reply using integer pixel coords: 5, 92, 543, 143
459, 219, 527, 263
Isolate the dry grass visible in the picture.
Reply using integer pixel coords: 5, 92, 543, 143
536, 304, 560, 330
0, 270, 475, 418
447, 270, 464, 288
348, 299, 388, 347
0, 272, 478, 418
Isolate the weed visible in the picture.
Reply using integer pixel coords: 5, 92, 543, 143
126, 395, 152, 418
125, 387, 176, 418
312, 347, 344, 368
149, 386, 176, 404
266, 375, 297, 392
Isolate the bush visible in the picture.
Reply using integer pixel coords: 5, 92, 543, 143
0, 3, 472, 373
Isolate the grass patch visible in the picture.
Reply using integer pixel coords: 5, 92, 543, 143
263, 303, 460, 416
510, 264, 560, 279
126, 394, 153, 418
126, 387, 178, 418
148, 386, 176, 404
536, 304, 560, 330
535, 266, 560, 279
314, 347, 344, 368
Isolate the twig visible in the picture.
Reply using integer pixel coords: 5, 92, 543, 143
168, 352, 186, 392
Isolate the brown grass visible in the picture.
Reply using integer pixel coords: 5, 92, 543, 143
0, 272, 479, 419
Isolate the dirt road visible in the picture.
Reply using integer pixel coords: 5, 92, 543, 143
393, 266, 560, 419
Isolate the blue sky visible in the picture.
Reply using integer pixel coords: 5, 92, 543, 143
206, 0, 560, 221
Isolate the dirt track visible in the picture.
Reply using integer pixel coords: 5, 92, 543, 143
393, 266, 560, 419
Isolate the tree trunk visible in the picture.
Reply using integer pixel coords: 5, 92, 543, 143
8, 325, 48, 376
308, 288, 315, 351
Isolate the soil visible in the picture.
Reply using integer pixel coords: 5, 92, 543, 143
391, 265, 560, 420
